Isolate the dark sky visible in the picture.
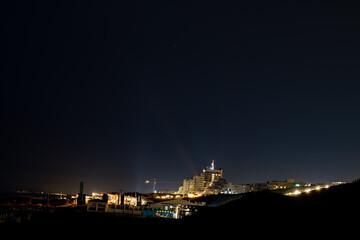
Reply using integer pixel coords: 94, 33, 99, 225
2, 0, 360, 194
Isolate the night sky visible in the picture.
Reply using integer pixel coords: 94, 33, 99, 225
2, 1, 360, 194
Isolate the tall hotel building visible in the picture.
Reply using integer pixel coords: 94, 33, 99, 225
177, 160, 225, 195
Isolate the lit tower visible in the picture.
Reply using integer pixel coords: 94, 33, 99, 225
202, 160, 222, 185
77, 181, 85, 205
210, 160, 215, 170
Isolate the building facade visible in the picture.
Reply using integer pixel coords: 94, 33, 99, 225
267, 179, 295, 190
176, 160, 228, 195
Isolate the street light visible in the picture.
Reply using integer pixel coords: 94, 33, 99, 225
144, 178, 180, 193
144, 178, 157, 193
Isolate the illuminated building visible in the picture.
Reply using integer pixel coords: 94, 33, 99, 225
235, 184, 251, 193
176, 160, 228, 195
150, 199, 202, 219
90, 192, 146, 206
267, 179, 295, 190
202, 162, 222, 186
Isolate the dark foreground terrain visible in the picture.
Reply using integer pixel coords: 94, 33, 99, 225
191, 180, 360, 223
2, 180, 359, 236
188, 180, 360, 236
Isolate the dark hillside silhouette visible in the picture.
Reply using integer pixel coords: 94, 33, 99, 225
187, 180, 360, 232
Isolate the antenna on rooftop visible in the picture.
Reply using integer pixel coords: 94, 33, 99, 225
210, 160, 215, 170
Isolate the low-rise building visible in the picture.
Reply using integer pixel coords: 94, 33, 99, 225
267, 179, 295, 190
150, 199, 202, 219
